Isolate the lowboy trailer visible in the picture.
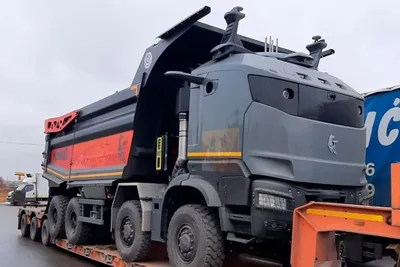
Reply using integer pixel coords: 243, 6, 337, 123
17, 206, 281, 267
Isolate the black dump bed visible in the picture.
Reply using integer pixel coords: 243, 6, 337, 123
41, 6, 293, 187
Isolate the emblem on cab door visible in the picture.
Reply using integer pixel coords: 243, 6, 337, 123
328, 134, 338, 155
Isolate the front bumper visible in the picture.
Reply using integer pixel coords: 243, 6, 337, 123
250, 179, 374, 239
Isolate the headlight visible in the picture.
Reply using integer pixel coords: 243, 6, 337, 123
257, 192, 287, 210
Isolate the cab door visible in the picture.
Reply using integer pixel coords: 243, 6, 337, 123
13, 185, 27, 204
25, 184, 35, 201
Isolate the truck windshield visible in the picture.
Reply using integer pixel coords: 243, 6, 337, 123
16, 184, 25, 191
248, 75, 364, 128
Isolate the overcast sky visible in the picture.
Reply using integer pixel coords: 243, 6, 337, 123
0, 0, 399, 180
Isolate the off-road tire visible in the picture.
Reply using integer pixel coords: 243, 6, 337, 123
29, 216, 41, 241
167, 204, 225, 267
20, 214, 29, 237
47, 195, 69, 239
41, 219, 51, 246
115, 200, 151, 262
65, 197, 91, 244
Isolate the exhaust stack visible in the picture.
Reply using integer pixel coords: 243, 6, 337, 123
172, 112, 189, 178
177, 113, 188, 162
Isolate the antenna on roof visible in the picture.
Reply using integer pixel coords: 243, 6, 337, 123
264, 36, 279, 52
210, 6, 252, 61
306, 35, 335, 70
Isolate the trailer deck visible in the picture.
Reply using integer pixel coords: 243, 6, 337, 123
54, 239, 169, 267
17, 206, 171, 267
17, 206, 276, 267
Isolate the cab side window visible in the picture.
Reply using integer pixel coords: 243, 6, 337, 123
25, 185, 34, 192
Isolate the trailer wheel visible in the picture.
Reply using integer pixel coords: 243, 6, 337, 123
65, 197, 91, 244
167, 204, 225, 267
41, 219, 51, 246
48, 195, 69, 239
20, 214, 30, 237
29, 217, 41, 241
115, 200, 151, 262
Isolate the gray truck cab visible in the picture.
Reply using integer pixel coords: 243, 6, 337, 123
160, 6, 373, 242
116, 5, 376, 265
11, 183, 34, 205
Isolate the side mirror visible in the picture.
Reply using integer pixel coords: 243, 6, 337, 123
165, 71, 211, 85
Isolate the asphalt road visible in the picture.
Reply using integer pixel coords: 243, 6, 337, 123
0, 203, 396, 267
0, 203, 98, 267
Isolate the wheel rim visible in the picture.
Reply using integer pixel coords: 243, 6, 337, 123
21, 216, 26, 230
120, 217, 134, 247
42, 222, 48, 241
69, 210, 77, 233
176, 224, 197, 263
52, 208, 57, 223
30, 219, 36, 234
50, 208, 57, 228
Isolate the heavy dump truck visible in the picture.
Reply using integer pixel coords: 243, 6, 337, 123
34, 5, 374, 267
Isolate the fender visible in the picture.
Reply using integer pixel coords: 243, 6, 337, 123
163, 174, 222, 207
111, 182, 167, 232
153, 174, 222, 242
42, 172, 65, 186
181, 175, 222, 207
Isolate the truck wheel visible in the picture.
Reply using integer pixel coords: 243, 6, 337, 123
41, 219, 51, 246
29, 216, 41, 241
115, 200, 151, 262
48, 195, 69, 239
65, 197, 91, 244
20, 214, 30, 237
167, 204, 225, 267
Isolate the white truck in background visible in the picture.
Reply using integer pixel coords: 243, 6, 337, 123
10, 172, 48, 206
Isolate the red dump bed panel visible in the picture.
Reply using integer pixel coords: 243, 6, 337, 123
43, 89, 137, 182
48, 130, 133, 179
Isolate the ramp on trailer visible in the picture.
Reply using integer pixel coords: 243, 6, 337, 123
290, 162, 400, 267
